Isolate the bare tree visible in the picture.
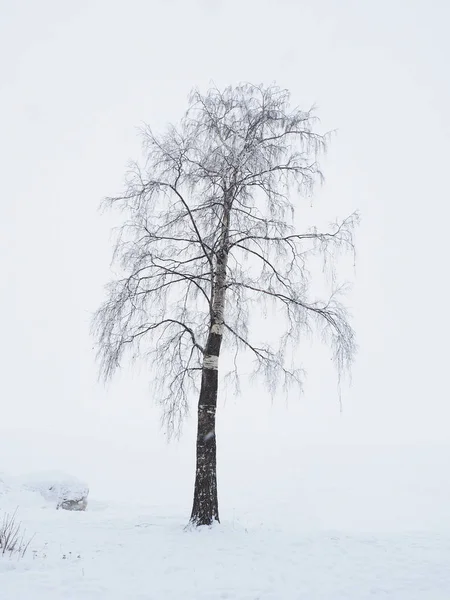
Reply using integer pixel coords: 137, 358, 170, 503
93, 83, 358, 526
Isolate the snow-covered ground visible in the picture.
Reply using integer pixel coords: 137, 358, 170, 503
1, 435, 449, 599
2, 503, 450, 599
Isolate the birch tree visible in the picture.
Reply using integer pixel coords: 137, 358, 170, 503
93, 83, 358, 526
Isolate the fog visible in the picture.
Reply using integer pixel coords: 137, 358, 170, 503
1, 0, 449, 495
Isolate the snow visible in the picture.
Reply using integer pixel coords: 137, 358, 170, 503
2, 508, 450, 599
1, 442, 450, 599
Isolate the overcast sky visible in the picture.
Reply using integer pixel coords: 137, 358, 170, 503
1, 0, 449, 486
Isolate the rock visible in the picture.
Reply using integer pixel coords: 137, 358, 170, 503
58, 497, 88, 511
20, 471, 89, 511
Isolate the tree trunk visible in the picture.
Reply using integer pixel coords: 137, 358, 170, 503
190, 325, 222, 526
190, 197, 230, 526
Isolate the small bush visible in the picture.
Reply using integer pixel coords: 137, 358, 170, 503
0, 509, 33, 559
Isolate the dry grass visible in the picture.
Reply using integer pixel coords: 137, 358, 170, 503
0, 508, 34, 559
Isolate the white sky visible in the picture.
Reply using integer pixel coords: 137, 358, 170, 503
1, 0, 449, 485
